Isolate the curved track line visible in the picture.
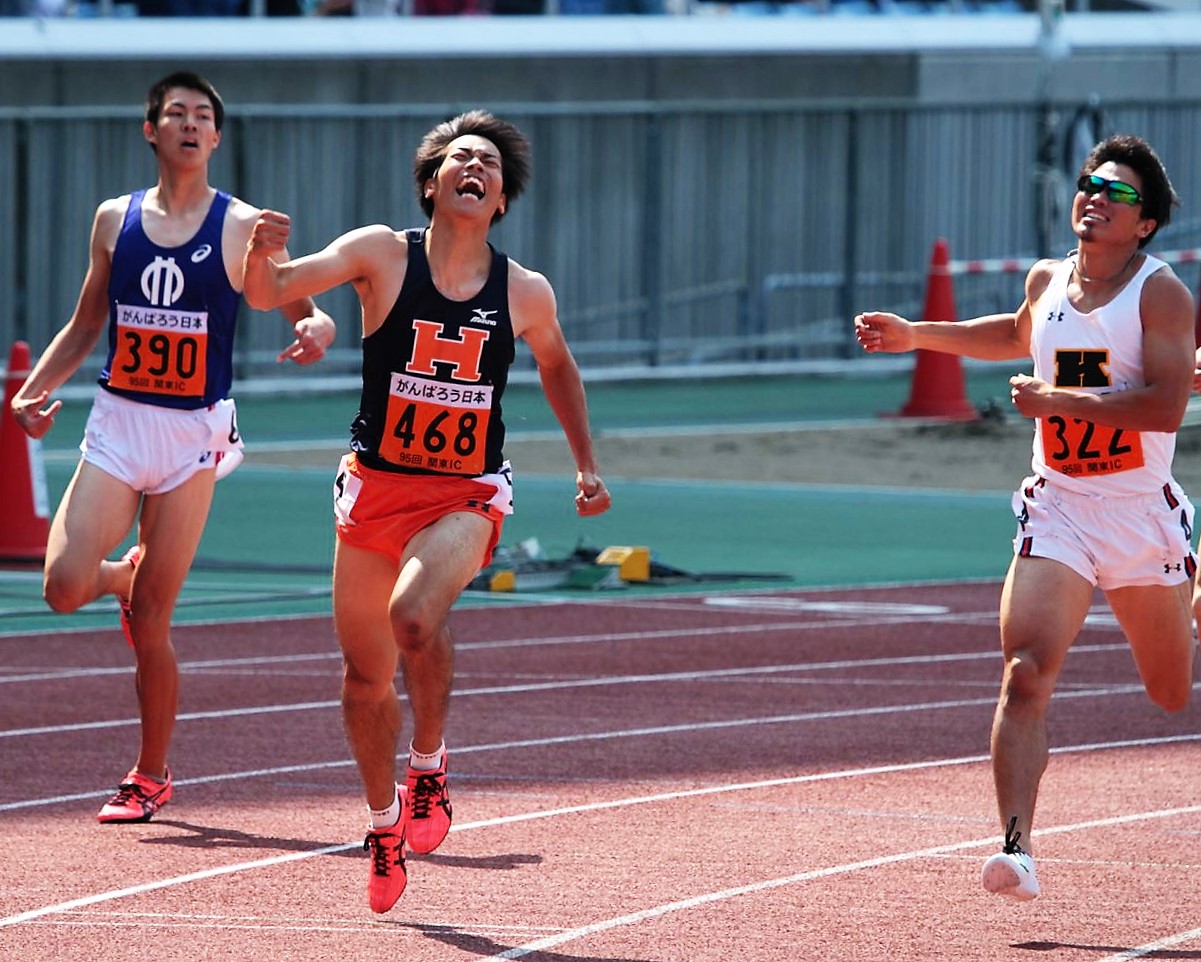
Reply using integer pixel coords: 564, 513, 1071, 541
1096, 927, 1201, 961
3, 697, 1190, 813
3, 687, 1168, 811
481, 801, 1201, 961
0, 640, 1144, 738
5, 736, 1201, 930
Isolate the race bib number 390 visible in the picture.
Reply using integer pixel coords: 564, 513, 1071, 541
379, 372, 492, 475
108, 304, 208, 397
1040, 416, 1144, 478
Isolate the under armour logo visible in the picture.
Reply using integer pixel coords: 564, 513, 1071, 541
1047, 310, 1064, 324
141, 255, 185, 307
1165, 563, 1183, 573
191, 244, 213, 264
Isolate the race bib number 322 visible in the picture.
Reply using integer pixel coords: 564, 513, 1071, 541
108, 304, 208, 397
1040, 415, 1144, 478
379, 372, 493, 475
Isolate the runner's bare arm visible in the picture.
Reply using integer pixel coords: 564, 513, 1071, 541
11, 199, 123, 439
855, 260, 1050, 361
242, 212, 400, 316
225, 201, 336, 366
511, 264, 610, 517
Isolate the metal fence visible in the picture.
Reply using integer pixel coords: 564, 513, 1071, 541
4, 96, 1201, 391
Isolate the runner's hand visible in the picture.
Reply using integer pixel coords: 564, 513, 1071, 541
1009, 373, 1055, 418
278, 314, 336, 365
574, 472, 611, 517
248, 209, 291, 257
11, 390, 62, 440
854, 312, 917, 354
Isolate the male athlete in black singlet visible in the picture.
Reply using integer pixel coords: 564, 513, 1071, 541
243, 110, 610, 914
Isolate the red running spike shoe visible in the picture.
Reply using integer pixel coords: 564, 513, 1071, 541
406, 753, 452, 855
364, 786, 408, 913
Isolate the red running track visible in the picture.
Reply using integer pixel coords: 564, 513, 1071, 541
2, 581, 1201, 961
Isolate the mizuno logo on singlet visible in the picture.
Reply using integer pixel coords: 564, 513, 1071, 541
141, 255, 186, 307
470, 308, 499, 326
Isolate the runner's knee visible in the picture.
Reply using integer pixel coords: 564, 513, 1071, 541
42, 566, 91, 614
1146, 677, 1191, 713
999, 650, 1056, 710
342, 657, 396, 700
388, 598, 439, 654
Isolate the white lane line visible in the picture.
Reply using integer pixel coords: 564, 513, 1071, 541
0, 659, 1145, 740
5, 755, 1199, 938
0, 843, 354, 929
480, 802, 1201, 960
0, 601, 1129, 686
0, 613, 998, 684
2, 702, 999, 812
1096, 928, 1201, 961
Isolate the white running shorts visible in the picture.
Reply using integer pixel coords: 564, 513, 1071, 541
80, 389, 245, 495
1011, 474, 1197, 589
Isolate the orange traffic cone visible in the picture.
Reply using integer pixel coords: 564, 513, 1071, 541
0, 341, 51, 563
898, 238, 979, 421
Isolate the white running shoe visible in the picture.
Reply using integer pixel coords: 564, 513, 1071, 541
981, 817, 1041, 901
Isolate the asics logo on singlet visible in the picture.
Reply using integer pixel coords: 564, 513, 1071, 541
141, 255, 186, 307
470, 308, 499, 326
191, 244, 213, 264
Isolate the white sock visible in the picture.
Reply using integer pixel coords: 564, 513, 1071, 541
409, 740, 445, 772
368, 788, 401, 830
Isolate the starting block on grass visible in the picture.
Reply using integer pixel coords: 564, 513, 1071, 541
484, 569, 517, 592
594, 545, 650, 583
469, 542, 653, 593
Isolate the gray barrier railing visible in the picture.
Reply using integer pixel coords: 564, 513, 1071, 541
4, 96, 1201, 391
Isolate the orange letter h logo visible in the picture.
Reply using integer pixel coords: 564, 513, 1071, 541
407, 319, 490, 382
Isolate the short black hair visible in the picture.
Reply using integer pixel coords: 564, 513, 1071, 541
145, 71, 225, 133
1080, 134, 1178, 248
413, 110, 531, 224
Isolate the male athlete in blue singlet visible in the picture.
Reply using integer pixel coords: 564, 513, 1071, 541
855, 134, 1196, 901
10, 71, 336, 825
242, 110, 611, 914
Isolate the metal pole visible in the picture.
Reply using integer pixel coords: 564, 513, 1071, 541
839, 110, 859, 358
640, 115, 663, 367
1034, 0, 1069, 259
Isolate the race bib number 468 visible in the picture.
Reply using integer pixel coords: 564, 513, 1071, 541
1040, 415, 1144, 478
379, 372, 492, 475
108, 304, 208, 397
